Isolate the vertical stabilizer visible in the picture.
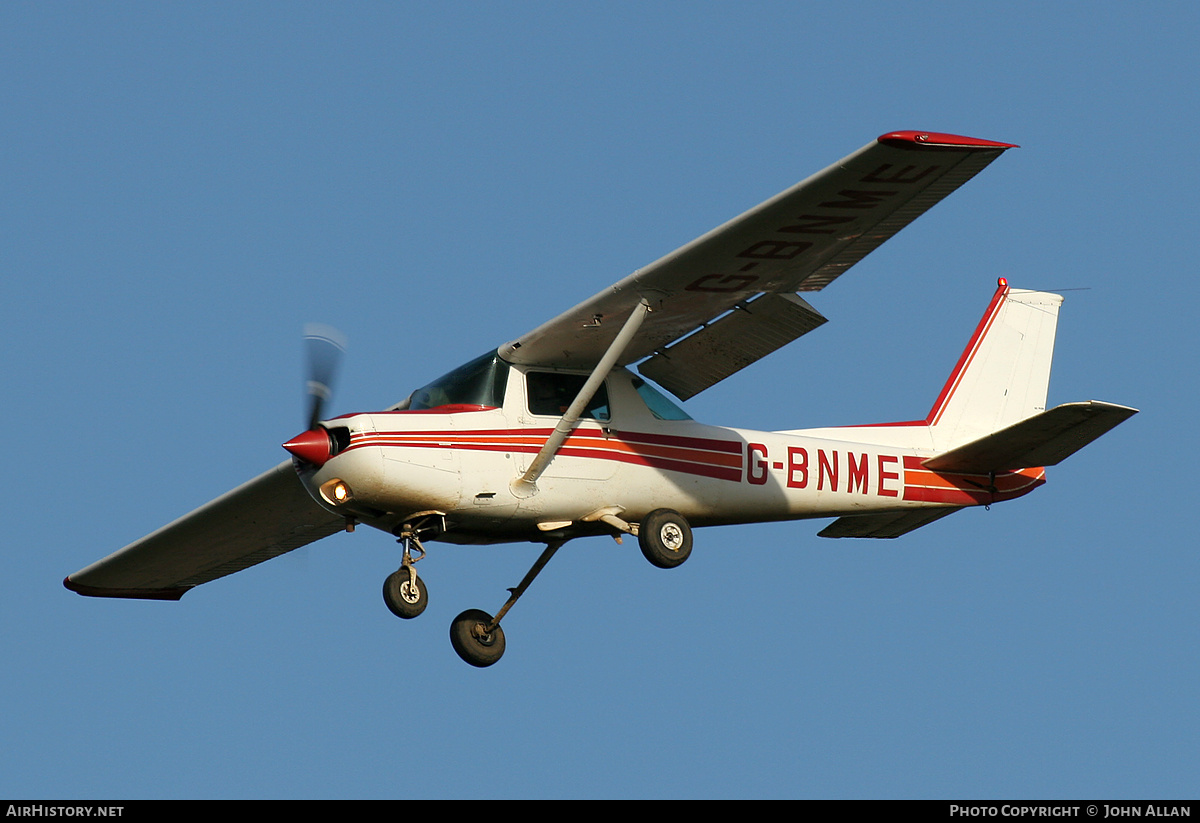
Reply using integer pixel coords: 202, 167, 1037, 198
928, 280, 1062, 450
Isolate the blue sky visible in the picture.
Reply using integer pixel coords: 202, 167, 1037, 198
3, 2, 1197, 799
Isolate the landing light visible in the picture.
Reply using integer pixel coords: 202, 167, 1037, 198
320, 478, 353, 506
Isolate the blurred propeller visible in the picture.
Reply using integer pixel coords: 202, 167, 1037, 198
303, 323, 347, 430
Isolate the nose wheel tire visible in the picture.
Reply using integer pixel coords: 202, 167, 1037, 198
638, 508, 693, 569
450, 609, 506, 667
383, 568, 428, 619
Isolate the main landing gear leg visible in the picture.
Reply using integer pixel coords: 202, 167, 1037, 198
449, 540, 566, 668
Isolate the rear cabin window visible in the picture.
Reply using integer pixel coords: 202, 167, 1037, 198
526, 372, 610, 421
631, 377, 692, 421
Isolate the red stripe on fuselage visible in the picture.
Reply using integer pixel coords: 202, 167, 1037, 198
343, 426, 745, 482
901, 454, 1044, 504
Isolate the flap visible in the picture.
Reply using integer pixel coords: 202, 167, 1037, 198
637, 293, 827, 400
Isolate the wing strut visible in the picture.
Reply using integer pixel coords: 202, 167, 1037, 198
511, 299, 652, 497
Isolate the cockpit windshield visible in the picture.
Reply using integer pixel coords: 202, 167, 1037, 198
409, 351, 510, 410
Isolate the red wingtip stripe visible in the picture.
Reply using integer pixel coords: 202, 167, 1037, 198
878, 131, 1019, 149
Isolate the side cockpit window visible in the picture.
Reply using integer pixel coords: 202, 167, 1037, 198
409, 351, 510, 410
526, 372, 610, 421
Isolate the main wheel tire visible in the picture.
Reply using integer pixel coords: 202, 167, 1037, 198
383, 568, 428, 619
449, 609, 506, 668
638, 508, 693, 569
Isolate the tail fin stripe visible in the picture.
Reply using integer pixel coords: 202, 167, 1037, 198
927, 280, 1010, 426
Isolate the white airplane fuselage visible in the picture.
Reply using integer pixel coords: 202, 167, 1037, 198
298, 364, 1042, 545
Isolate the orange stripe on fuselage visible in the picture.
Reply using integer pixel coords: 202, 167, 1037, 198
345, 427, 745, 475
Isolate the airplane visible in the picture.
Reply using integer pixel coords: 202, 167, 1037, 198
64, 131, 1137, 667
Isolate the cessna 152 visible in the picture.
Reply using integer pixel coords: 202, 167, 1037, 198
65, 131, 1136, 666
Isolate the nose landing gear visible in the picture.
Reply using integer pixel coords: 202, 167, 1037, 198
383, 566, 427, 619
381, 513, 441, 620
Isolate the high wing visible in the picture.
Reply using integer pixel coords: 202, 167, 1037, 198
500, 131, 1016, 399
64, 461, 345, 600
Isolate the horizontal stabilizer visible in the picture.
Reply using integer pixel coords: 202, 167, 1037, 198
923, 401, 1138, 473
818, 506, 964, 539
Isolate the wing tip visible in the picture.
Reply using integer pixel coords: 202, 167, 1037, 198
63, 575, 189, 601
878, 131, 1019, 149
